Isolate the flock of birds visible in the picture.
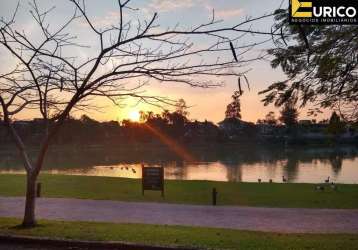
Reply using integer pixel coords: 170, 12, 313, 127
257, 176, 287, 183
258, 176, 338, 191
110, 165, 338, 191
109, 166, 137, 174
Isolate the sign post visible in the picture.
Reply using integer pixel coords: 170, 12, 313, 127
142, 165, 164, 197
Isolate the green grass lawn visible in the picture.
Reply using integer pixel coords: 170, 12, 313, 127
1, 174, 358, 208
0, 218, 357, 250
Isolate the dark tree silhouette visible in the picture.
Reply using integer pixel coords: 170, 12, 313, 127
326, 112, 345, 136
225, 91, 242, 119
0, 0, 275, 227
175, 99, 189, 118
264, 111, 277, 125
279, 102, 298, 127
260, 9, 358, 121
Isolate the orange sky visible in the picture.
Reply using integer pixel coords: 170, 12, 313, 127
0, 0, 330, 124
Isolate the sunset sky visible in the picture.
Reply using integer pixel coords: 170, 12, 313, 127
0, 0, 329, 123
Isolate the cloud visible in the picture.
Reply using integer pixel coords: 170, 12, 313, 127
203, 4, 244, 20
147, 0, 195, 12
215, 9, 244, 19
146, 1, 244, 20
78, 11, 121, 29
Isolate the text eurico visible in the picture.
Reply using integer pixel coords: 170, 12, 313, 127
290, 0, 358, 24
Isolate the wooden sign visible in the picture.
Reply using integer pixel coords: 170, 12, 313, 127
142, 165, 164, 197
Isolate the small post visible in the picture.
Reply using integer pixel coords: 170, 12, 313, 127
141, 164, 144, 196
212, 188, 217, 206
161, 166, 165, 198
36, 182, 42, 198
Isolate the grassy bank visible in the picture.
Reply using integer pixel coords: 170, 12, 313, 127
1, 174, 358, 208
0, 218, 357, 250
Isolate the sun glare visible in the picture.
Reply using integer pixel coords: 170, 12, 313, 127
129, 110, 140, 122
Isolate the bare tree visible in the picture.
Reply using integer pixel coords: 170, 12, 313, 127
0, 0, 274, 227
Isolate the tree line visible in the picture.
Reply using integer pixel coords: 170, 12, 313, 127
1, 106, 356, 148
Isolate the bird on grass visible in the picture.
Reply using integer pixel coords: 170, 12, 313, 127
282, 176, 287, 183
325, 176, 330, 183
258, 178, 262, 183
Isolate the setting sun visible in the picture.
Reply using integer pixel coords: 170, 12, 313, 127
129, 110, 140, 122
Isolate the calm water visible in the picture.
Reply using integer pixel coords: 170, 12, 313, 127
0, 145, 357, 184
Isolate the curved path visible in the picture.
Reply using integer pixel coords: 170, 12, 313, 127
1, 197, 358, 234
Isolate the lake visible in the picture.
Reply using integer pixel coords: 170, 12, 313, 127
0, 145, 357, 184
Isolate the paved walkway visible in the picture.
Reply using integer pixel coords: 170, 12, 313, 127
1, 197, 358, 233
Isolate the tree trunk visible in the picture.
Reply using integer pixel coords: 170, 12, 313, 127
22, 173, 37, 227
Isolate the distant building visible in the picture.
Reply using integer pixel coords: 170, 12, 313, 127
184, 120, 220, 143
218, 118, 256, 140
218, 118, 253, 131
256, 123, 277, 135
298, 120, 312, 125
13, 121, 33, 127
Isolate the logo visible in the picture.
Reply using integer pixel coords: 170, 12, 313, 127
289, 0, 358, 24
291, 0, 312, 17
